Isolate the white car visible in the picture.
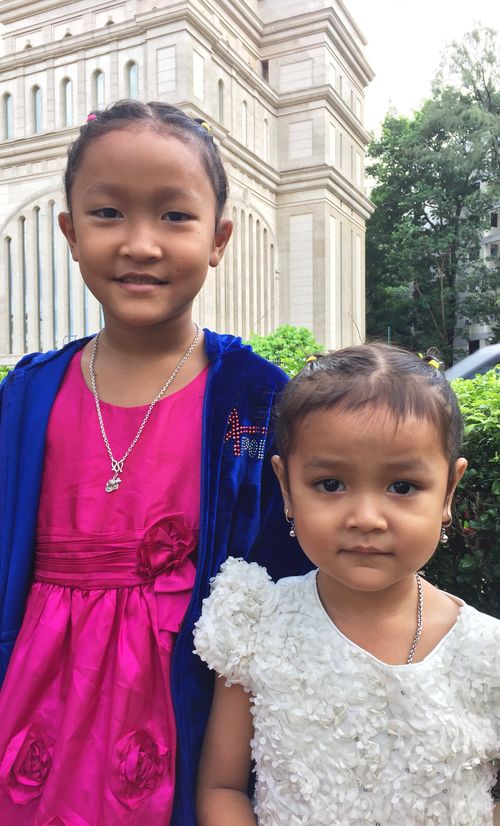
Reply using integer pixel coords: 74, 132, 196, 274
445, 343, 500, 380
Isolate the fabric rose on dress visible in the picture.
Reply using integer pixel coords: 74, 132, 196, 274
137, 513, 196, 577
111, 730, 169, 808
0, 723, 53, 804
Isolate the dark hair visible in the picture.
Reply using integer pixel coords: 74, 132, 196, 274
275, 343, 464, 467
64, 100, 229, 223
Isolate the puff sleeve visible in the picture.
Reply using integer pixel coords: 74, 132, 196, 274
193, 557, 275, 689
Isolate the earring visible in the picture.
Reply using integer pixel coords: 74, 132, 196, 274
284, 507, 296, 538
440, 518, 452, 544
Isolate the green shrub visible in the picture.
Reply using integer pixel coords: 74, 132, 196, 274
424, 369, 500, 618
248, 325, 322, 377
0, 365, 11, 382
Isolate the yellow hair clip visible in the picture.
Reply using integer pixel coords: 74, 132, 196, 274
418, 352, 442, 370
199, 120, 212, 133
306, 355, 318, 363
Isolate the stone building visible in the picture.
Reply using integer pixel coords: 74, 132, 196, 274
0, 0, 373, 362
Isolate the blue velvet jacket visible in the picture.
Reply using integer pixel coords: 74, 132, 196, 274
0, 329, 311, 825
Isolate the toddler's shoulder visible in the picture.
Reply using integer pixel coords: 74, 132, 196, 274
460, 603, 500, 642
454, 603, 500, 683
193, 558, 280, 687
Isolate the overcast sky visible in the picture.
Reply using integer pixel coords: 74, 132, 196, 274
346, 0, 499, 133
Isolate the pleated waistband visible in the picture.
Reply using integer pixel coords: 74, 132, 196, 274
34, 544, 153, 588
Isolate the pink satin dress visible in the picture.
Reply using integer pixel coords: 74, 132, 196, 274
0, 351, 207, 825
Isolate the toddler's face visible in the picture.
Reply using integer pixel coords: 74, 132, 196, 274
59, 125, 232, 332
273, 405, 466, 596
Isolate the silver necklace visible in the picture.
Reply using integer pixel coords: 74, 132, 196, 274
89, 324, 200, 493
406, 573, 423, 664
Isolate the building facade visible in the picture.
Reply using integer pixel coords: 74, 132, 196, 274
0, 0, 374, 362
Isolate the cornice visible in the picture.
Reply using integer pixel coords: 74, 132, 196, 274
278, 164, 374, 221
211, 39, 278, 107
261, 8, 374, 87
222, 133, 281, 189
0, 128, 78, 166
214, 0, 263, 41
0, 0, 77, 24
276, 86, 372, 147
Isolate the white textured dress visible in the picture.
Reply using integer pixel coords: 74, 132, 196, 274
194, 558, 500, 826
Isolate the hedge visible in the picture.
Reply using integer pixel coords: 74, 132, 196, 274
424, 369, 500, 617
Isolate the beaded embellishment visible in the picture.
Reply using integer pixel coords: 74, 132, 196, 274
224, 409, 267, 459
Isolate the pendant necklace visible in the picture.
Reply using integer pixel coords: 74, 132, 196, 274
406, 572, 424, 664
89, 324, 200, 493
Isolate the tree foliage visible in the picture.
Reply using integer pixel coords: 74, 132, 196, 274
366, 26, 500, 363
247, 325, 321, 377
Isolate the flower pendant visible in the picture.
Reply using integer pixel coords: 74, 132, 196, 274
105, 475, 122, 493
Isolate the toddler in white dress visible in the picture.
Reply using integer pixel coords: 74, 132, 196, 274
194, 343, 500, 826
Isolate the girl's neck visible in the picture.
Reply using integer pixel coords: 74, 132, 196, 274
80, 315, 208, 407
316, 571, 461, 665
317, 571, 417, 625
99, 315, 199, 361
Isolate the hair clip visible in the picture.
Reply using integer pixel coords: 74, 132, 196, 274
194, 117, 212, 134
418, 351, 442, 370
306, 355, 318, 363
86, 113, 97, 122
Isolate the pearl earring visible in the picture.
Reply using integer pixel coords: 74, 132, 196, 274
440, 518, 452, 544
284, 507, 296, 538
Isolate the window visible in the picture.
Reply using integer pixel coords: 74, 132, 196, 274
261, 60, 269, 82
50, 201, 59, 348
61, 78, 73, 127
126, 62, 138, 98
241, 100, 247, 145
5, 237, 13, 352
218, 79, 224, 124
3, 93, 13, 139
490, 243, 498, 258
193, 52, 205, 101
35, 207, 43, 351
491, 211, 499, 228
93, 70, 105, 109
20, 216, 28, 350
32, 86, 42, 133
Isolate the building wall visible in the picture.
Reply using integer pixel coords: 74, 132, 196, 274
0, 0, 374, 362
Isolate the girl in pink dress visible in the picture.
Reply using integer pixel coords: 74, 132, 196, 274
0, 101, 309, 825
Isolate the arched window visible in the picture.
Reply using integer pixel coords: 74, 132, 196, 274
20, 216, 28, 350
126, 62, 138, 98
3, 93, 13, 139
61, 78, 73, 127
93, 70, 105, 109
218, 79, 225, 124
5, 236, 13, 352
32, 86, 42, 133
34, 207, 43, 351
49, 201, 59, 348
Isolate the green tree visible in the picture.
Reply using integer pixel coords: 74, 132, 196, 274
247, 325, 321, 377
366, 26, 500, 363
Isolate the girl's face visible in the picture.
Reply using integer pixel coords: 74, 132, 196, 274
273, 405, 467, 596
59, 125, 232, 332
